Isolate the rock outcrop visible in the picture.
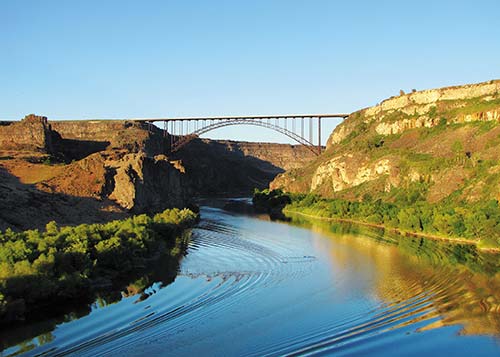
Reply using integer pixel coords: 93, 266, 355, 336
51, 120, 166, 159
0, 117, 189, 230
328, 80, 500, 146
310, 156, 394, 192
0, 114, 55, 154
272, 79, 500, 204
171, 139, 315, 195
0, 114, 317, 230
215, 140, 315, 171
108, 153, 186, 213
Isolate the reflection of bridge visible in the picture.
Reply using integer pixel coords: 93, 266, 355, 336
135, 114, 349, 155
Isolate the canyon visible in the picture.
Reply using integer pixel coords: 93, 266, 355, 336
3, 79, 500, 231
2, 80, 500, 356
0, 115, 315, 231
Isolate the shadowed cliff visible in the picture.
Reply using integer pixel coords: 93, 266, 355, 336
0, 115, 315, 230
171, 138, 315, 196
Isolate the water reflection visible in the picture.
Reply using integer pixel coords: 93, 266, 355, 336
0, 232, 190, 355
287, 213, 500, 338
2, 207, 500, 356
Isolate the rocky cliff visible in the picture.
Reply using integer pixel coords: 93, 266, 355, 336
272, 79, 500, 204
0, 152, 188, 231
50, 120, 166, 159
327, 80, 500, 146
47, 122, 314, 197
0, 117, 186, 230
0, 116, 315, 230
171, 139, 315, 195
0, 114, 55, 154
218, 140, 315, 171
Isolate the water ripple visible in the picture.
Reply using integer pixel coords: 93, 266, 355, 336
5, 205, 500, 357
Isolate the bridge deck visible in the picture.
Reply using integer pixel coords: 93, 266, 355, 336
2, 114, 349, 122
131, 114, 349, 122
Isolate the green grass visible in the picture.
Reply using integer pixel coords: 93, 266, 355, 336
440, 97, 500, 118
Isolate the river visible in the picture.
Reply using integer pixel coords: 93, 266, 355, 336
2, 201, 500, 356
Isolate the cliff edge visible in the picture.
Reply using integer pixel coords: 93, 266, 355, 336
271, 79, 500, 204
0, 116, 189, 230
0, 115, 315, 230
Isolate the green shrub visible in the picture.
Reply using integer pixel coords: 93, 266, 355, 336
0, 208, 197, 316
265, 189, 500, 248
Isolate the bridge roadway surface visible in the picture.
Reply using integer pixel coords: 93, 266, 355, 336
130, 113, 349, 122
132, 114, 350, 154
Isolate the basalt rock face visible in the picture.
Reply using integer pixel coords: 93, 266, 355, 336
171, 139, 315, 195
43, 121, 187, 212
271, 80, 500, 204
0, 114, 56, 154
108, 153, 186, 213
0, 117, 189, 230
0, 115, 315, 230
220, 141, 316, 171
50, 120, 166, 160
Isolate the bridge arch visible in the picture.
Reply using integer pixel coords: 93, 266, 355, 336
170, 119, 320, 154
136, 114, 349, 156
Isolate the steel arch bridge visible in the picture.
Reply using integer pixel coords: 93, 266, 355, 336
136, 114, 349, 155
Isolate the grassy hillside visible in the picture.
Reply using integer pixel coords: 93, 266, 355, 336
272, 80, 500, 205
269, 80, 500, 248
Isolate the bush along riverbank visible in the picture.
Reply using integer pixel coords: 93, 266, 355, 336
252, 188, 291, 220
0, 208, 198, 324
253, 189, 500, 251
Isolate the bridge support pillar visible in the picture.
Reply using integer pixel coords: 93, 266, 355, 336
318, 117, 321, 154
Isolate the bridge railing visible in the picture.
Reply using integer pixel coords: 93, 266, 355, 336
136, 114, 349, 155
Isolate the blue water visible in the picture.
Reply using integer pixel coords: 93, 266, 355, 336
2, 205, 500, 356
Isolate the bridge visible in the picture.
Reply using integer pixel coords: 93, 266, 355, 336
135, 114, 349, 155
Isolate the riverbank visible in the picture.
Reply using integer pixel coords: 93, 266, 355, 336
283, 208, 500, 253
253, 189, 500, 252
4, 202, 500, 356
0, 208, 198, 324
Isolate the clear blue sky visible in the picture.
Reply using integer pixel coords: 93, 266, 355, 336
1, 0, 499, 144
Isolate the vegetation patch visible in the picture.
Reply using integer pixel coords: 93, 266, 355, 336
253, 189, 500, 250
440, 97, 500, 118
0, 208, 198, 323
253, 188, 291, 220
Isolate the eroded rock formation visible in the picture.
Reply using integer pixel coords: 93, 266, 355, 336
272, 79, 500, 204
108, 153, 186, 213
0, 114, 55, 154
172, 139, 315, 195
328, 80, 500, 146
0, 115, 315, 230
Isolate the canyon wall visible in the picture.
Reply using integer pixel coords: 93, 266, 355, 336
0, 116, 316, 230
272, 79, 500, 204
0, 115, 55, 154
50, 120, 166, 158
213, 140, 316, 171
165, 138, 316, 196
328, 80, 500, 147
